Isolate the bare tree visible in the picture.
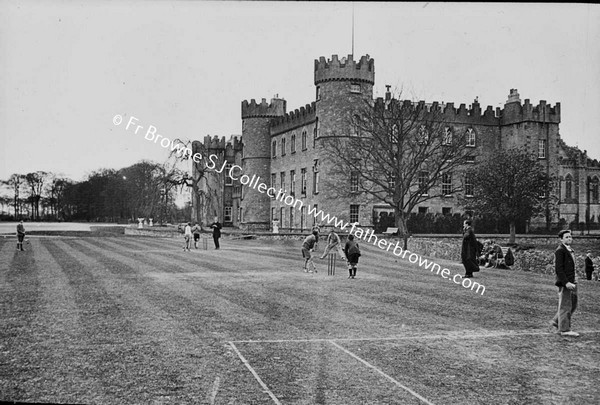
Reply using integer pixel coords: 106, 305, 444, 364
322, 94, 472, 248
24, 171, 50, 220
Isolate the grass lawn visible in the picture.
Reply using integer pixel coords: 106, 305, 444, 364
1, 235, 599, 404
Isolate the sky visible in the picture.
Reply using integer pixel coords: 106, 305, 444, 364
1, 1, 599, 184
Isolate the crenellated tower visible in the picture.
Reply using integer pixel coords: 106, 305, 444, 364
240, 97, 286, 230
314, 54, 375, 139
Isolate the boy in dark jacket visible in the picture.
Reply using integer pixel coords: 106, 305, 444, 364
344, 234, 361, 279
551, 230, 579, 337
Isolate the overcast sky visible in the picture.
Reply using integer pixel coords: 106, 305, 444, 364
1, 1, 599, 183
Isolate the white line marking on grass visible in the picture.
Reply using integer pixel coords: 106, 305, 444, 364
209, 376, 220, 404
228, 342, 282, 405
330, 340, 435, 405
229, 329, 600, 343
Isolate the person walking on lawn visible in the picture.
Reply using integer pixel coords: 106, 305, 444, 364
16, 220, 26, 251
344, 234, 361, 279
551, 230, 579, 337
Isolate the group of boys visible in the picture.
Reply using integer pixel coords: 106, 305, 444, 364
301, 228, 361, 279
182, 217, 222, 251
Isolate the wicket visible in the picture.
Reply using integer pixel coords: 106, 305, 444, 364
327, 253, 336, 276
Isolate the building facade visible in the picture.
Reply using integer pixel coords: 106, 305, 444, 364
194, 53, 600, 232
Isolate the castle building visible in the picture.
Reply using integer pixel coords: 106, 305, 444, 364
194, 54, 600, 232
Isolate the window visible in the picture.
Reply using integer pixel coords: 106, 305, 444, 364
281, 137, 286, 156
388, 175, 396, 193
442, 207, 452, 216
291, 134, 296, 153
591, 177, 599, 203
350, 205, 360, 223
418, 207, 428, 214
350, 83, 361, 93
442, 172, 452, 196
313, 119, 319, 147
442, 127, 453, 145
418, 171, 429, 196
350, 171, 359, 192
313, 164, 320, 194
271, 207, 276, 221
302, 130, 307, 150
238, 207, 243, 222
280, 208, 285, 227
466, 128, 476, 147
224, 206, 232, 222
290, 170, 296, 196
312, 204, 318, 225
225, 163, 233, 185
301, 168, 307, 196
316, 86, 321, 100
417, 125, 429, 145
538, 139, 547, 159
465, 155, 476, 164
565, 175, 573, 199
391, 124, 399, 144
301, 206, 306, 231
272, 140, 277, 158
271, 173, 276, 189
465, 173, 474, 197
289, 207, 294, 229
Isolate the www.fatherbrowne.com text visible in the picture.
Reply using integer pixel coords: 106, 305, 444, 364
114, 114, 485, 295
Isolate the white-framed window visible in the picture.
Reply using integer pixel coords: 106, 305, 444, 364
388, 175, 396, 193
301, 168, 307, 196
350, 171, 359, 192
281, 137, 286, 156
418, 171, 429, 196
350, 205, 360, 223
442, 127, 453, 145
350, 83, 361, 93
465, 155, 476, 164
225, 163, 233, 185
302, 130, 307, 150
224, 206, 232, 222
538, 139, 547, 159
291, 133, 296, 153
465, 173, 474, 197
466, 128, 476, 147
442, 172, 453, 196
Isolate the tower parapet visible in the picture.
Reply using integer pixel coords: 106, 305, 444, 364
314, 54, 374, 85
500, 89, 560, 125
241, 98, 286, 118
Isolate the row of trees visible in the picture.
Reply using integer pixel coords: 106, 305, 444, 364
0, 161, 192, 224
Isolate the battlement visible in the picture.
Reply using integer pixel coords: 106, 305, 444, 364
314, 54, 375, 85
195, 135, 243, 152
270, 102, 317, 135
500, 89, 560, 125
241, 98, 286, 119
373, 97, 499, 124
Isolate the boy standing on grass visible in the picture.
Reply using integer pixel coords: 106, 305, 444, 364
183, 222, 192, 251
344, 234, 361, 279
302, 230, 319, 273
552, 230, 579, 337
319, 229, 346, 260
16, 220, 25, 251
191, 222, 202, 249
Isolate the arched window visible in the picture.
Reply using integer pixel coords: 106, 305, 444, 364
592, 176, 599, 204
291, 133, 296, 153
302, 130, 307, 150
565, 174, 573, 200
272, 140, 277, 158
281, 137, 286, 156
465, 128, 476, 147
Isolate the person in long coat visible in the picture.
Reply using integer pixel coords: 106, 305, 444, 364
461, 219, 480, 278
